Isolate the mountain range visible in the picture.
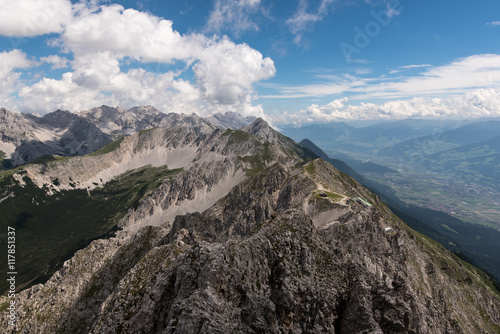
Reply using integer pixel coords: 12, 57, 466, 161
281, 119, 464, 156
0, 110, 499, 333
0, 106, 257, 168
0, 108, 112, 167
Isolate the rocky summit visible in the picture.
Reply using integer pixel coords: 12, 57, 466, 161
1, 116, 499, 333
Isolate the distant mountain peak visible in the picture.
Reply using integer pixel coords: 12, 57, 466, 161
205, 111, 257, 129
242, 117, 273, 140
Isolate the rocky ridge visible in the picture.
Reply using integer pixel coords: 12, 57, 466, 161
0, 108, 112, 166
0, 106, 258, 167
77, 105, 217, 137
1, 118, 499, 333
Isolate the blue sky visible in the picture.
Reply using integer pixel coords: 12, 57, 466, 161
1, 0, 500, 124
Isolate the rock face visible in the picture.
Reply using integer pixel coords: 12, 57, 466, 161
1, 119, 500, 334
0, 108, 112, 166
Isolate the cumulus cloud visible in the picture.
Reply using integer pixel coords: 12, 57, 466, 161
17, 49, 203, 114
0, 0, 72, 37
194, 37, 276, 105
206, 0, 262, 36
272, 89, 500, 125
293, 97, 349, 123
0, 49, 33, 79
62, 4, 206, 63
2, 3, 275, 116
16, 64, 206, 115
55, 5, 276, 115
18, 72, 108, 113
40, 55, 69, 69
0, 50, 34, 107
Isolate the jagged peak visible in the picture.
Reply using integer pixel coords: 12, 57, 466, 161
241, 118, 294, 147
127, 105, 162, 115
79, 105, 126, 117
0, 107, 16, 115
99, 104, 123, 111
242, 117, 271, 135
41, 109, 78, 127
205, 111, 257, 129
48, 109, 73, 116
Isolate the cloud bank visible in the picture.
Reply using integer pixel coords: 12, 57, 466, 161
273, 89, 500, 125
0, 1, 275, 118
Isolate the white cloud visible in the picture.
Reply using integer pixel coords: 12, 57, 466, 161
384, 1, 401, 18
297, 97, 349, 123
287, 0, 334, 33
194, 37, 276, 106
0, 0, 72, 37
40, 55, 69, 70
266, 54, 500, 100
287, 0, 335, 45
18, 72, 108, 113
389, 64, 432, 74
62, 4, 206, 63
262, 74, 367, 99
17, 49, 204, 115
0, 50, 33, 79
487, 21, 500, 27
363, 54, 500, 99
355, 68, 372, 75
0, 50, 34, 107
400, 64, 432, 69
206, 0, 262, 35
6, 3, 275, 117
272, 89, 500, 125
16, 67, 205, 115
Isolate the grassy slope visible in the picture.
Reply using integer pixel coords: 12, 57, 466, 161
0, 165, 182, 294
88, 137, 124, 156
